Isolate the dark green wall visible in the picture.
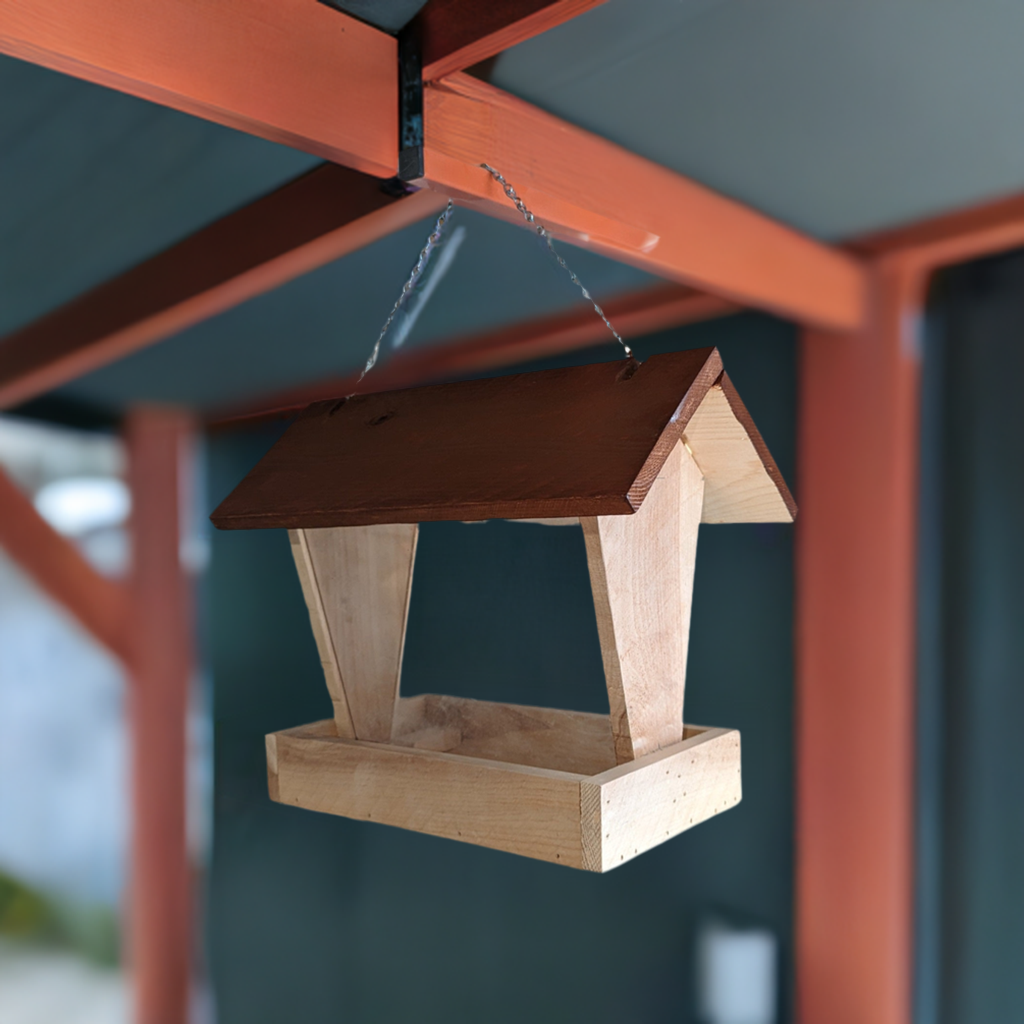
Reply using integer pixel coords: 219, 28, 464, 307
915, 252, 1024, 1024
205, 313, 796, 1024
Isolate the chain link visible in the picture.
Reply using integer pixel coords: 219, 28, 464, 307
356, 167, 633, 387
358, 199, 455, 382
480, 164, 633, 359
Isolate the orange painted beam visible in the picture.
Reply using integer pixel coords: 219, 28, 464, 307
418, 0, 609, 81
797, 259, 925, 1024
0, 0, 396, 176
420, 74, 867, 333
209, 282, 736, 425
125, 407, 195, 1024
1, 3, 867, 345
0, 465, 130, 661
851, 189, 1024, 273
0, 166, 445, 410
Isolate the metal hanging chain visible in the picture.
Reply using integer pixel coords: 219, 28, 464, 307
480, 163, 633, 359
358, 198, 455, 382
356, 167, 632, 387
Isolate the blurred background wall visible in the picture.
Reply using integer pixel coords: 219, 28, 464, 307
916, 251, 1024, 1024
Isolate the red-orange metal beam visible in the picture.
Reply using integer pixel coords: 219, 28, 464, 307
418, 0, 609, 81
125, 407, 195, 1024
209, 282, 736, 425
420, 74, 867, 333
0, 465, 130, 661
0, 0, 396, 175
0, 167, 445, 410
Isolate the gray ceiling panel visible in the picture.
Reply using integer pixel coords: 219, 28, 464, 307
493, 0, 1024, 238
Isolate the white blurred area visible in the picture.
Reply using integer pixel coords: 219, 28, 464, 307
697, 920, 778, 1024
0, 939, 127, 1024
0, 417, 130, 903
0, 416, 130, 1022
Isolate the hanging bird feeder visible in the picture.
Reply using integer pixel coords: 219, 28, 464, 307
211, 346, 795, 871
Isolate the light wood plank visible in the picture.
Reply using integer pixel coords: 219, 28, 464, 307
300, 524, 418, 742
581, 727, 741, 872
269, 727, 586, 867
684, 379, 795, 523
582, 441, 704, 763
392, 694, 616, 775
288, 528, 354, 737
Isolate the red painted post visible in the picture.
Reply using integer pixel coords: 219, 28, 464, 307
125, 407, 195, 1024
796, 260, 924, 1024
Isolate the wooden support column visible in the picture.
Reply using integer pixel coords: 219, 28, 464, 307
797, 258, 925, 1024
290, 524, 418, 741
583, 441, 704, 763
125, 407, 195, 1024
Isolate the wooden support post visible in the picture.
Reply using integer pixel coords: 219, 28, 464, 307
125, 407, 195, 1024
797, 260, 924, 1024
290, 524, 418, 741
582, 441, 704, 763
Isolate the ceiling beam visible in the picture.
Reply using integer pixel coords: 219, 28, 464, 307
420, 74, 867, 333
0, 465, 131, 662
850, 190, 1024, 273
2, 1, 869, 344
417, 1, 609, 81
0, 0, 397, 175
210, 282, 737, 426
0, 166, 446, 409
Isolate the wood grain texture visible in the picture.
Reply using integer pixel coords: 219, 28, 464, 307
210, 282, 737, 427
0, 465, 130, 662
581, 726, 741, 872
684, 374, 796, 523
582, 441, 703, 762
392, 694, 616, 775
294, 524, 418, 741
288, 529, 355, 737
420, 73, 867, 332
211, 349, 723, 529
269, 725, 587, 867
0, 169, 444, 410
418, 0, 609, 81
0, 0, 396, 175
269, 720, 740, 871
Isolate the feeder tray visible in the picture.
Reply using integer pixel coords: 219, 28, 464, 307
212, 347, 796, 871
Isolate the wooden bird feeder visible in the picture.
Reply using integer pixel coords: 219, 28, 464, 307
211, 347, 795, 871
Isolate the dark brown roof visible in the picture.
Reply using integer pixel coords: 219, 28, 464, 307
211, 347, 795, 530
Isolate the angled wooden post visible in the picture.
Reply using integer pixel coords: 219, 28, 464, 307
126, 407, 196, 1024
0, 466, 130, 661
290, 524, 418, 741
582, 440, 704, 763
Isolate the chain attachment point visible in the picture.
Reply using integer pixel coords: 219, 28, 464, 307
480, 164, 634, 361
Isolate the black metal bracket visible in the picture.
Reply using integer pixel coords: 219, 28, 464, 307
397, 22, 424, 182
316, 1, 424, 184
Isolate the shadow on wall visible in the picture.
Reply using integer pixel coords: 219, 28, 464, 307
205, 313, 796, 1024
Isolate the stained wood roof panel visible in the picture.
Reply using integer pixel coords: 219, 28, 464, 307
211, 347, 795, 529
